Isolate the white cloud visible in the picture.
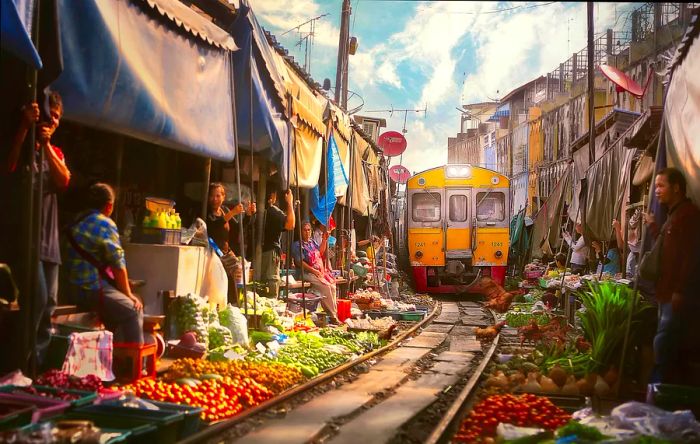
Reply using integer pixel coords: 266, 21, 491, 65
252, 0, 340, 47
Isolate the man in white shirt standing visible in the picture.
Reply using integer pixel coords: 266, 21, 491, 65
562, 222, 589, 275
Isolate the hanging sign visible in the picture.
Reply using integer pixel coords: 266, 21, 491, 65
378, 131, 407, 157
389, 165, 411, 184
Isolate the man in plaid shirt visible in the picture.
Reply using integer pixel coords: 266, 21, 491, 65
67, 183, 143, 344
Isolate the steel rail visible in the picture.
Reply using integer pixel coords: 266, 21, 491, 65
179, 301, 441, 443
424, 309, 500, 444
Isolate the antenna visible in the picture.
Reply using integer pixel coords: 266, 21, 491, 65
363, 104, 427, 134
282, 14, 329, 74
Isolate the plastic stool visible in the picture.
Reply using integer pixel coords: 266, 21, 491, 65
337, 299, 351, 322
113, 342, 157, 383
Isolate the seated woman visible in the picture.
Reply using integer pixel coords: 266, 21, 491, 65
66, 183, 143, 344
292, 221, 339, 323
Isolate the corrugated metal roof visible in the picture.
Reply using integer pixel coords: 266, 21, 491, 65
143, 0, 237, 51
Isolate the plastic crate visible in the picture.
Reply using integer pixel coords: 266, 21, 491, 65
400, 311, 425, 322
0, 393, 70, 423
286, 293, 322, 312
58, 411, 157, 444
0, 386, 97, 409
73, 404, 183, 444
0, 400, 36, 431
102, 399, 202, 439
17, 421, 131, 444
135, 227, 182, 245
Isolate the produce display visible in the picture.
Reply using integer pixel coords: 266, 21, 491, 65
35, 370, 103, 392
207, 323, 234, 350
121, 376, 272, 422
319, 328, 381, 353
175, 294, 209, 343
163, 358, 304, 394
454, 393, 571, 442
504, 312, 550, 328
8, 386, 84, 401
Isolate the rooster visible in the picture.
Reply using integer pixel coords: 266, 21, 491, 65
474, 321, 506, 341
518, 319, 543, 346
575, 336, 592, 353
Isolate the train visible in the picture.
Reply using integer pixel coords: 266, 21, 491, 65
405, 164, 510, 293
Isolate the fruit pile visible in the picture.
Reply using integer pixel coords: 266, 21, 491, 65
164, 358, 304, 394
121, 376, 273, 422
35, 370, 103, 392
454, 394, 571, 443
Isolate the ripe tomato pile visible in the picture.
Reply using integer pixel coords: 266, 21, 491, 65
454, 393, 571, 443
121, 376, 273, 422
165, 358, 304, 394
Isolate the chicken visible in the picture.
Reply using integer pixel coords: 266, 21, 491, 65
484, 292, 514, 313
518, 319, 543, 346
474, 321, 506, 340
379, 324, 398, 340
575, 336, 592, 353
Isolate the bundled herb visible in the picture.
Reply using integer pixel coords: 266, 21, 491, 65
576, 282, 650, 373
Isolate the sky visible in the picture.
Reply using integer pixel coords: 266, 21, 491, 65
253, 1, 641, 175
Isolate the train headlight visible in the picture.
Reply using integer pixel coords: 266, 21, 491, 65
495, 250, 503, 258
415, 251, 423, 259
445, 165, 472, 178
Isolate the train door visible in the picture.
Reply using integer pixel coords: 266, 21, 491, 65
407, 189, 444, 266
445, 189, 471, 259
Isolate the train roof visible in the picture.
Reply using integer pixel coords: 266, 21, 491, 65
409, 164, 510, 183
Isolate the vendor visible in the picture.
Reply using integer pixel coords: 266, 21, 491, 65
358, 235, 382, 262
562, 222, 589, 275
207, 182, 250, 254
292, 221, 339, 324
66, 183, 143, 344
592, 239, 621, 275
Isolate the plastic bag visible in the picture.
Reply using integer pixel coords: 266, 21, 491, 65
219, 304, 249, 347
0, 370, 32, 387
611, 401, 700, 442
62, 331, 115, 381
200, 247, 228, 309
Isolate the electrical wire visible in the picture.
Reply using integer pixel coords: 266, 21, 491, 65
418, 1, 557, 15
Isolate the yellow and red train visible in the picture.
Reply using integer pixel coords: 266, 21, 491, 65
405, 164, 510, 293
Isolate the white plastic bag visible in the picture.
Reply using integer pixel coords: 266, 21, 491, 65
611, 401, 700, 442
200, 247, 228, 309
62, 331, 115, 381
219, 304, 249, 347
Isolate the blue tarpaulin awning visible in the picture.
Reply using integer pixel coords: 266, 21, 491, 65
1, 0, 42, 68
49, 0, 236, 161
487, 108, 510, 122
230, 0, 289, 179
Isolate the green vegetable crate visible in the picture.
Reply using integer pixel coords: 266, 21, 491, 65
70, 404, 184, 444
102, 399, 203, 439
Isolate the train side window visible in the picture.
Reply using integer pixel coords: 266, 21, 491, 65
449, 195, 468, 222
412, 193, 441, 222
476, 192, 505, 222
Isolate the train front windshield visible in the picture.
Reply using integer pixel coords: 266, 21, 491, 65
412, 193, 441, 222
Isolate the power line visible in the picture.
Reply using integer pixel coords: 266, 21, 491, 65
418, 1, 557, 15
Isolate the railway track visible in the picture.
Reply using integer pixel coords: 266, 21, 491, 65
180, 299, 500, 444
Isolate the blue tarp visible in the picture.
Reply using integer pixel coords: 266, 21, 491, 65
49, 0, 236, 161
310, 134, 339, 226
230, 0, 289, 178
1, 0, 42, 68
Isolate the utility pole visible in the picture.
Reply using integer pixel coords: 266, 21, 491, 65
587, 2, 595, 164
335, 0, 351, 108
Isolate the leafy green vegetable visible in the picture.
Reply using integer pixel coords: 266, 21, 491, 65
557, 420, 608, 441
577, 282, 651, 372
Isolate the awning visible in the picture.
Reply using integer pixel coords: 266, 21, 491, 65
664, 20, 700, 204
230, 0, 288, 172
364, 147, 381, 202
325, 101, 352, 175
530, 164, 571, 259
582, 141, 635, 241
1, 0, 42, 68
625, 106, 663, 150
281, 56, 326, 188
50, 0, 236, 161
487, 108, 510, 122
339, 130, 371, 215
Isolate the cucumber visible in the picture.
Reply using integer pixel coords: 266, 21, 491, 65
199, 374, 222, 381
176, 377, 201, 387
